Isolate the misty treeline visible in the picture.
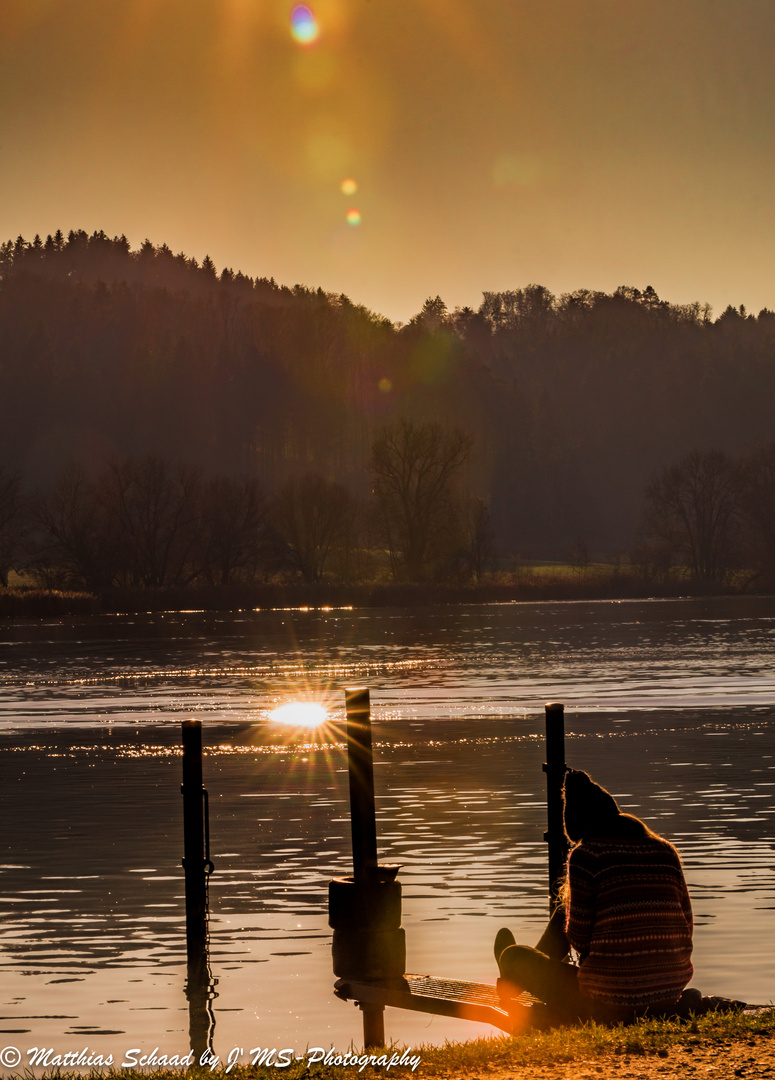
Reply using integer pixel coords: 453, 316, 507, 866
3, 229, 775, 569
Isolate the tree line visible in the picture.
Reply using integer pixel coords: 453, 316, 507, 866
0, 420, 491, 591
3, 229, 775, 563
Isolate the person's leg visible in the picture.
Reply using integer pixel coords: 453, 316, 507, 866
495, 929, 643, 1024
495, 933, 590, 1019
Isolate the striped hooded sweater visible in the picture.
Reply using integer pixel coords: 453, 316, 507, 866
566, 833, 694, 1008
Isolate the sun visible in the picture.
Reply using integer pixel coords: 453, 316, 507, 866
270, 701, 329, 729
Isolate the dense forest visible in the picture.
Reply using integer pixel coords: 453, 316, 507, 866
2, 229, 775, 585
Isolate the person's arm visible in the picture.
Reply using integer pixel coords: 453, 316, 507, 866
565, 847, 595, 959
679, 866, 693, 934
669, 842, 693, 935
535, 901, 570, 960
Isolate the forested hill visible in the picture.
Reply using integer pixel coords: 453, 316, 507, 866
2, 228, 775, 558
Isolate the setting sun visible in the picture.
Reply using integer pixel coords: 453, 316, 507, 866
270, 701, 329, 728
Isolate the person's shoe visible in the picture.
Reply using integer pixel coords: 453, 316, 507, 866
493, 927, 516, 974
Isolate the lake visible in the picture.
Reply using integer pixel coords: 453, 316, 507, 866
1, 596, 774, 1065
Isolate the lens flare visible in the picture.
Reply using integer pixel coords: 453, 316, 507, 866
291, 5, 319, 44
346, 207, 361, 226
340, 177, 357, 196
271, 702, 328, 728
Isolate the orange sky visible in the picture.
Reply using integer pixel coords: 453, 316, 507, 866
2, 0, 774, 321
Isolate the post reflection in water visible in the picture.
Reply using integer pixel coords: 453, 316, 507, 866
185, 908, 218, 1062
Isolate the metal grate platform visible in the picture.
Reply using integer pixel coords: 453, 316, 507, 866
334, 974, 540, 1034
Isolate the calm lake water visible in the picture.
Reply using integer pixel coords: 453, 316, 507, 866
1, 596, 774, 1064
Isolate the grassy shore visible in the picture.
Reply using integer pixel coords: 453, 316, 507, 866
9, 1010, 775, 1080
414, 1008, 775, 1075
0, 567, 750, 618
0, 587, 99, 617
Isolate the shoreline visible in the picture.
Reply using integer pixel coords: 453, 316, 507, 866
4, 1010, 775, 1079
0, 578, 763, 618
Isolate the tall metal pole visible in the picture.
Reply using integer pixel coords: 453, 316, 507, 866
345, 687, 379, 884
182, 719, 208, 944
543, 701, 569, 910
343, 687, 384, 1047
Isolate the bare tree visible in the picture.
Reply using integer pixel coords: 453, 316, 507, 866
568, 537, 591, 576
199, 476, 276, 585
102, 456, 202, 587
370, 418, 473, 580
32, 465, 115, 590
462, 496, 495, 582
644, 450, 740, 582
273, 472, 351, 583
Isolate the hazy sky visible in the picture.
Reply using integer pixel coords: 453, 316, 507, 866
2, 0, 774, 322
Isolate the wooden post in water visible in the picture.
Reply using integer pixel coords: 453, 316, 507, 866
543, 702, 569, 910
345, 687, 379, 883
344, 687, 384, 1048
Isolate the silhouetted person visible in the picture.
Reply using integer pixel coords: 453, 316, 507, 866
495, 769, 693, 1022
